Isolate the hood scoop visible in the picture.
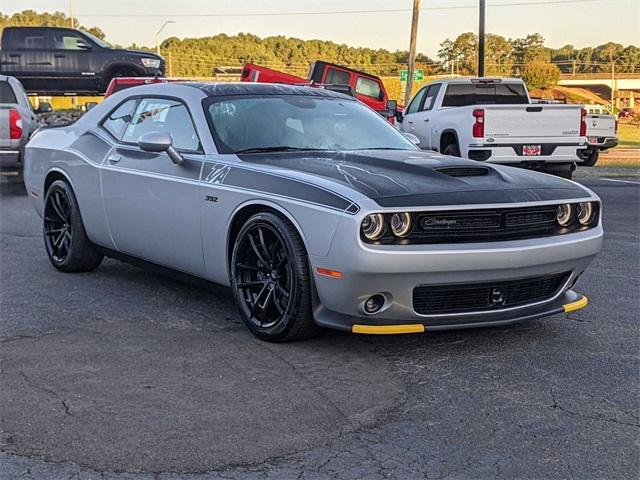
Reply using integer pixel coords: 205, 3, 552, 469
436, 167, 490, 177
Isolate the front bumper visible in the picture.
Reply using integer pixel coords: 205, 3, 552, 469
310, 223, 602, 332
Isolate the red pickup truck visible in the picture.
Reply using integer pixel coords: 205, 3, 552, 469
241, 61, 398, 122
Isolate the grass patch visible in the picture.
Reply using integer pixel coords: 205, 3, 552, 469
618, 123, 640, 148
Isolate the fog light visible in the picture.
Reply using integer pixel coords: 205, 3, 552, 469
364, 294, 385, 314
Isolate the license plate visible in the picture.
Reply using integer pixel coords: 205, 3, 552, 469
522, 145, 541, 156
588, 136, 598, 144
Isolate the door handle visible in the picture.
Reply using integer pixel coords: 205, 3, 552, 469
407, 119, 414, 124
9, 53, 21, 58
424, 118, 430, 122
107, 154, 121, 164
54, 54, 66, 58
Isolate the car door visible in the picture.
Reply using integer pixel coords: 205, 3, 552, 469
400, 86, 428, 145
100, 96, 206, 275
49, 29, 95, 91
0, 28, 56, 92
400, 84, 440, 150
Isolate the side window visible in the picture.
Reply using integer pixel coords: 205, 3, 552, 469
102, 99, 137, 141
355, 76, 381, 98
421, 84, 440, 111
8, 29, 48, 50
406, 87, 428, 114
122, 98, 201, 152
0, 82, 18, 104
325, 68, 350, 86
52, 31, 88, 50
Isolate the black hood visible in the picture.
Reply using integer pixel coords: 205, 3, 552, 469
237, 150, 589, 207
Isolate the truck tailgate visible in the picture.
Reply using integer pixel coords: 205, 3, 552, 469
586, 115, 616, 138
0, 107, 10, 148
483, 104, 581, 141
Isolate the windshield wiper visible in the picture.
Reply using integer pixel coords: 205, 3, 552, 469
234, 146, 326, 154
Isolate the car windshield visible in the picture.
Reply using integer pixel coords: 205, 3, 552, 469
205, 94, 416, 154
81, 31, 111, 48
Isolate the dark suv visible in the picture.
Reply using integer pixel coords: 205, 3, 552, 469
0, 27, 165, 94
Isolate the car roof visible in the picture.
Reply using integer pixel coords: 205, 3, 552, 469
185, 82, 357, 99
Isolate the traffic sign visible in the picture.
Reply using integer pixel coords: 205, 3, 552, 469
400, 69, 424, 81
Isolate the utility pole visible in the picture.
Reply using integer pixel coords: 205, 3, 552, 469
156, 20, 176, 56
611, 58, 616, 112
478, 0, 486, 77
404, 0, 420, 107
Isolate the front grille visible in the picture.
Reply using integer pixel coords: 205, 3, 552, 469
436, 167, 489, 177
413, 272, 570, 315
368, 203, 599, 245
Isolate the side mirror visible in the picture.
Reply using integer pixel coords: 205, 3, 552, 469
403, 132, 421, 146
36, 102, 53, 114
76, 41, 92, 50
138, 131, 184, 165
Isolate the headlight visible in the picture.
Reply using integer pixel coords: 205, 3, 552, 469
390, 212, 413, 237
141, 58, 161, 69
577, 202, 595, 225
556, 204, 573, 226
361, 213, 386, 241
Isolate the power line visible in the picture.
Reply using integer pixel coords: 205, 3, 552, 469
72, 0, 616, 18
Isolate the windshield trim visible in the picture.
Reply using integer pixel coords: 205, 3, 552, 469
202, 93, 416, 155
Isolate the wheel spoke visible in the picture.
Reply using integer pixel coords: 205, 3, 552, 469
238, 280, 266, 288
248, 232, 269, 266
53, 230, 66, 248
257, 227, 274, 264
236, 263, 267, 272
51, 191, 67, 222
276, 284, 290, 299
45, 227, 65, 236
250, 283, 269, 319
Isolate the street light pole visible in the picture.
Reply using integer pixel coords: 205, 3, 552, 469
404, 0, 421, 107
156, 21, 176, 56
478, 0, 486, 77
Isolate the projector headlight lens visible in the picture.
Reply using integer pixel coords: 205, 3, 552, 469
361, 213, 386, 241
390, 212, 413, 237
577, 202, 595, 225
556, 204, 573, 226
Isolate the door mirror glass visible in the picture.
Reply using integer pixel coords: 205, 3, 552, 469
36, 102, 53, 114
138, 131, 184, 165
403, 132, 421, 146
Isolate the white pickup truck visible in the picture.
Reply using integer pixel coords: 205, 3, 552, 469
579, 104, 618, 166
398, 78, 587, 179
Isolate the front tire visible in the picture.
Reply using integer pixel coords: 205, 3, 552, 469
43, 180, 103, 272
230, 212, 320, 342
443, 143, 461, 157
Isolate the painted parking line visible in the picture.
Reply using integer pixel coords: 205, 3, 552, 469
598, 178, 640, 185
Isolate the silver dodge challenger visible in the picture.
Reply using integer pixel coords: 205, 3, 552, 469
24, 83, 603, 341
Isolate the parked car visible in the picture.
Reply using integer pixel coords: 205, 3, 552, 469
618, 108, 635, 119
0, 26, 165, 94
24, 83, 602, 341
241, 61, 397, 122
579, 106, 618, 167
0, 75, 39, 183
398, 78, 587, 179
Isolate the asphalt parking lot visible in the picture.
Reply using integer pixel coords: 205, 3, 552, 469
0, 175, 638, 480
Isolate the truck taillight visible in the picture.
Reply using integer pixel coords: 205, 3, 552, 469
9, 109, 23, 140
472, 109, 484, 138
580, 108, 587, 137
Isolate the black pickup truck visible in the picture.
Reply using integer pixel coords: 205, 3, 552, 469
0, 26, 165, 94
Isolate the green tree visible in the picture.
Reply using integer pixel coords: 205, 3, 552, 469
522, 61, 561, 89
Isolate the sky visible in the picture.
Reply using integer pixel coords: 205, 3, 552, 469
3, 0, 640, 57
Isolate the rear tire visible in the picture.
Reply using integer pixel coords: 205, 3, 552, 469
230, 212, 321, 342
443, 143, 461, 157
582, 150, 599, 167
43, 180, 103, 272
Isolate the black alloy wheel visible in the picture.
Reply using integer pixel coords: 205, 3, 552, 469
231, 212, 319, 341
43, 180, 103, 272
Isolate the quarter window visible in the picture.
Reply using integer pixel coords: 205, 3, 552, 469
355, 76, 381, 98
102, 99, 137, 141
122, 98, 201, 151
7, 29, 47, 50
325, 68, 350, 86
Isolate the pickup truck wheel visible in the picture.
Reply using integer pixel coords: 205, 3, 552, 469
443, 143, 461, 157
231, 212, 321, 342
43, 180, 103, 272
582, 150, 599, 167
